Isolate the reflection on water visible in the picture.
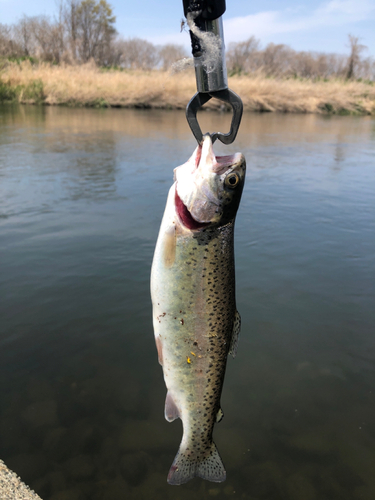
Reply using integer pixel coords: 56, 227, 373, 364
0, 105, 374, 500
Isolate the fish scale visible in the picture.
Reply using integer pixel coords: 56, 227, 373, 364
151, 135, 245, 485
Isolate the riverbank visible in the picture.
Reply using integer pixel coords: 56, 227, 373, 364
1, 61, 374, 114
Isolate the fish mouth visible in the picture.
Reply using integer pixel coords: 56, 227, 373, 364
175, 187, 210, 231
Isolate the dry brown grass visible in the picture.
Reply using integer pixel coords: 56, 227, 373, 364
231, 74, 375, 114
1, 61, 374, 114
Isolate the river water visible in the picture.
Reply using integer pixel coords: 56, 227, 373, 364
0, 105, 374, 500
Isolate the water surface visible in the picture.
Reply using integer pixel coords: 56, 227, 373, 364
0, 105, 374, 500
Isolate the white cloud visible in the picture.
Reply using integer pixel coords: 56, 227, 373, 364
224, 0, 375, 43
145, 0, 375, 54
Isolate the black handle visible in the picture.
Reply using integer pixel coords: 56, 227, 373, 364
182, 0, 226, 21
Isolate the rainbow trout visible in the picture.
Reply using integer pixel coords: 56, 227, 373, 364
151, 135, 246, 485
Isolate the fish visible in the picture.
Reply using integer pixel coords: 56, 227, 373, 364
150, 134, 246, 485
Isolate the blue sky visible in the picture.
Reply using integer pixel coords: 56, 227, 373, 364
1, 0, 374, 56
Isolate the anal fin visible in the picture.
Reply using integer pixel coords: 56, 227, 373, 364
155, 336, 163, 365
165, 391, 180, 422
229, 310, 241, 358
216, 408, 224, 423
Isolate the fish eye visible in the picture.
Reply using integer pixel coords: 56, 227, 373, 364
225, 173, 240, 188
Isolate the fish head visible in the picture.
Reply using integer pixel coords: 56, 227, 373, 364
174, 134, 246, 230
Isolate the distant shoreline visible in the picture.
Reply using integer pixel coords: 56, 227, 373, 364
1, 62, 374, 115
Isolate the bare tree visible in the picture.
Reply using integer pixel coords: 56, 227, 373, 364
60, 0, 79, 62
346, 34, 367, 79
76, 0, 116, 64
12, 16, 37, 57
357, 56, 375, 80
11, 15, 65, 63
27, 16, 65, 62
2, 0, 374, 80
0, 24, 16, 57
225, 36, 372, 81
226, 36, 260, 74
158, 44, 187, 71
262, 43, 294, 76
117, 37, 160, 70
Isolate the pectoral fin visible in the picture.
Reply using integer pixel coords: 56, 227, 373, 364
229, 310, 241, 358
165, 391, 180, 422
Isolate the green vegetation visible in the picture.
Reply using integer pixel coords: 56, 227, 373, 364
21, 79, 45, 103
0, 80, 17, 102
6, 56, 38, 65
0, 77, 45, 104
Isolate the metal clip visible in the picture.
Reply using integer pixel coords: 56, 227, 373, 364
186, 88, 243, 145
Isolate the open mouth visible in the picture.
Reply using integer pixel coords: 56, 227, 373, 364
175, 187, 210, 231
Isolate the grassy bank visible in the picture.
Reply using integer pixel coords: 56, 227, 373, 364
1, 61, 374, 115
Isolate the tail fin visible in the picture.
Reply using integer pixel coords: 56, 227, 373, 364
167, 441, 226, 485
